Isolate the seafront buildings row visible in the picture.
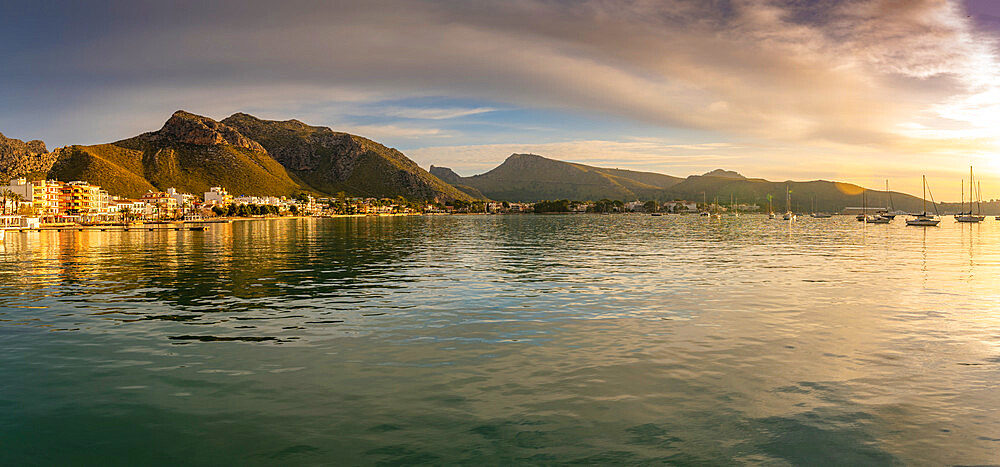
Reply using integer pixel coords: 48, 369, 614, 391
1, 177, 722, 228
0, 179, 323, 225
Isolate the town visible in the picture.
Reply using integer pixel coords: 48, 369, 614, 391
0, 178, 724, 230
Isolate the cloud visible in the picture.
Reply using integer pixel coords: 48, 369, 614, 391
377, 106, 499, 120
7, 2, 998, 141
2, 0, 999, 197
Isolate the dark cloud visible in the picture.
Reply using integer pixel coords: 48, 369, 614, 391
0, 0, 997, 156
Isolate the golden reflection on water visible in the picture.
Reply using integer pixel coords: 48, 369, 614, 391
1, 215, 999, 464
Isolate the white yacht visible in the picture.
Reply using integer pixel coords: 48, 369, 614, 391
906, 176, 941, 226
955, 166, 985, 223
782, 186, 795, 220
877, 180, 897, 219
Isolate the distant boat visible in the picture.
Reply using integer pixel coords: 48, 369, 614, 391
856, 189, 868, 222
866, 215, 890, 224
810, 196, 831, 218
906, 175, 941, 226
767, 194, 775, 219
877, 180, 896, 219
955, 166, 985, 223
651, 212, 662, 216
782, 186, 795, 220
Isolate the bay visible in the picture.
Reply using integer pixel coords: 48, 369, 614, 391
1, 215, 998, 465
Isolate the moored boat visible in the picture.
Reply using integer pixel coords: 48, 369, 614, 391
783, 186, 795, 220
906, 176, 941, 227
955, 166, 985, 223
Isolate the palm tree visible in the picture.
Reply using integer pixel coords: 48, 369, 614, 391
119, 205, 133, 224
0, 189, 24, 216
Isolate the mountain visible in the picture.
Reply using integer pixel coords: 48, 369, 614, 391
0, 132, 57, 182
433, 153, 683, 202
701, 169, 745, 179
429, 166, 488, 199
47, 111, 303, 198
221, 113, 470, 201
20, 110, 471, 201
436, 153, 934, 212
664, 175, 929, 213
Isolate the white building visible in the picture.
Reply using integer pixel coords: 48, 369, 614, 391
203, 187, 231, 206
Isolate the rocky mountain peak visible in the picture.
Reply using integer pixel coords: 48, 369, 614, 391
0, 131, 56, 181
429, 165, 461, 183
701, 169, 745, 179
156, 110, 265, 152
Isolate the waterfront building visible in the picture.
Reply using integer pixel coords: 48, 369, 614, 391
203, 187, 232, 206
141, 191, 179, 219
31, 180, 64, 220
60, 181, 108, 222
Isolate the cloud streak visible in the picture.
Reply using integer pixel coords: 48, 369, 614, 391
1, 0, 999, 196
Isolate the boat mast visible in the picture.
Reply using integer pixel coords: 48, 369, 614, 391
978, 181, 983, 215
922, 175, 927, 215
886, 180, 893, 212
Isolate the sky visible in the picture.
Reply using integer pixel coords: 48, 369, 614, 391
2, 0, 999, 200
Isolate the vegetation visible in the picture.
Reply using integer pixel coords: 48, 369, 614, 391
533, 199, 571, 213
1, 189, 22, 215
433, 154, 681, 202
221, 113, 473, 202
592, 199, 624, 213
210, 203, 283, 217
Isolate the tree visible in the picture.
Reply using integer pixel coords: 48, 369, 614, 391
212, 205, 225, 217
119, 205, 133, 224
533, 199, 570, 213
0, 188, 15, 215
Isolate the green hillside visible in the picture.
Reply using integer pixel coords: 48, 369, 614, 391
665, 173, 930, 213
46, 112, 305, 198
35, 110, 471, 201
434, 153, 682, 202
222, 113, 473, 201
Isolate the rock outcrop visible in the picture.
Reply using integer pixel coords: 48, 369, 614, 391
0, 132, 57, 181
152, 110, 265, 152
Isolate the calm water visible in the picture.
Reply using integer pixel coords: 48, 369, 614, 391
1, 215, 999, 465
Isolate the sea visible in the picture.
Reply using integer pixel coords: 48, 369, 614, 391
1, 214, 998, 465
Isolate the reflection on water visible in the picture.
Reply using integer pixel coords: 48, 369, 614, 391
1, 215, 999, 464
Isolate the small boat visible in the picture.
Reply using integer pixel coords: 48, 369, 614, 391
955, 166, 985, 223
906, 175, 941, 226
877, 180, 897, 219
651, 212, 662, 216
809, 197, 831, 218
782, 186, 795, 220
700, 211, 710, 217
866, 215, 890, 224
767, 194, 775, 219
856, 189, 868, 222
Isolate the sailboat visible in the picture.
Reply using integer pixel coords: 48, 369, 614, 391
782, 186, 795, 220
730, 194, 739, 217
955, 166, 985, 223
711, 196, 722, 219
878, 180, 897, 219
906, 175, 941, 226
858, 188, 891, 223
767, 194, 775, 219
700, 192, 710, 216
810, 196, 831, 218
856, 189, 868, 221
